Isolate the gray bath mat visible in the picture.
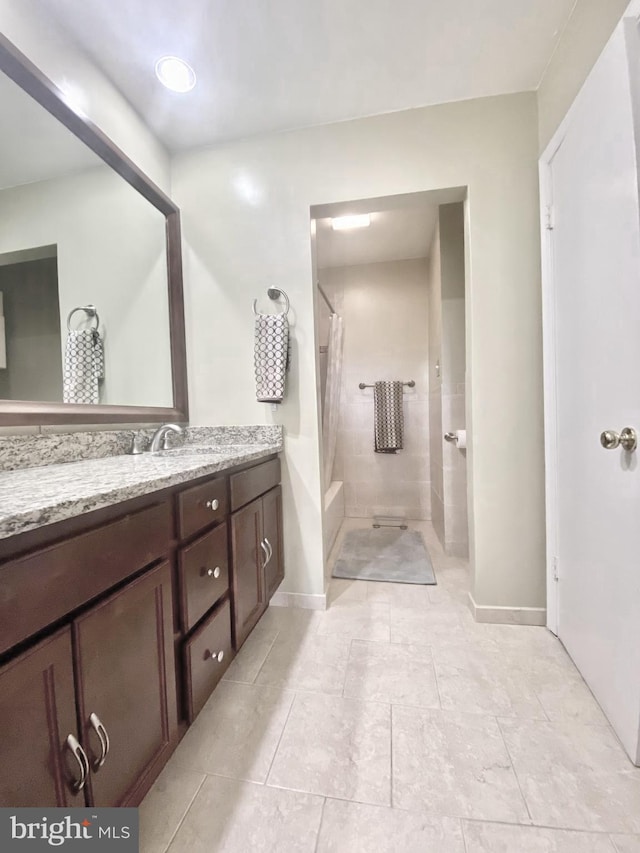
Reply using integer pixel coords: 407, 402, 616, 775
332, 528, 436, 585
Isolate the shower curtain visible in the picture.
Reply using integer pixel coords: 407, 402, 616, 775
322, 313, 344, 490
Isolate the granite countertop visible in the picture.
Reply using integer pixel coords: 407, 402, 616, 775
0, 432, 282, 541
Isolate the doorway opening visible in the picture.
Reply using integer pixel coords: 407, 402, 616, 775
311, 189, 469, 590
0, 244, 62, 402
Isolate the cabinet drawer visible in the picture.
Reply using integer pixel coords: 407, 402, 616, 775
178, 524, 229, 632
177, 477, 227, 540
0, 502, 172, 656
230, 457, 280, 512
183, 599, 233, 722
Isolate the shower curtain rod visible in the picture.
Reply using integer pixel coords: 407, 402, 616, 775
317, 282, 336, 314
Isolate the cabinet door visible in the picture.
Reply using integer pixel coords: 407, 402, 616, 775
263, 486, 284, 600
74, 560, 177, 807
230, 500, 265, 649
0, 628, 85, 807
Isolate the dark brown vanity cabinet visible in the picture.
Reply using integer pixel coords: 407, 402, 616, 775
0, 628, 83, 807
0, 453, 283, 808
74, 560, 176, 807
230, 460, 284, 649
0, 561, 176, 809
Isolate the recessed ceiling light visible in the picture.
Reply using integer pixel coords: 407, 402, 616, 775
155, 56, 196, 93
331, 214, 371, 231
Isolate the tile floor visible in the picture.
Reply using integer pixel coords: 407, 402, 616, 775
140, 519, 640, 852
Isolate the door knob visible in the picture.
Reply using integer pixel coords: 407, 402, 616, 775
600, 430, 620, 449
600, 428, 637, 451
620, 427, 638, 452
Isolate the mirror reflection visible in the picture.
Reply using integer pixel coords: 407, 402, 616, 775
0, 70, 173, 408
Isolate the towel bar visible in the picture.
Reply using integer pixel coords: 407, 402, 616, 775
358, 380, 415, 390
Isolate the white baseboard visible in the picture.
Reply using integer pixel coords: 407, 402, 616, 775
468, 593, 546, 626
270, 591, 327, 611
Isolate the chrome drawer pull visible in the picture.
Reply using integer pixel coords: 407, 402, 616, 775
210, 650, 224, 663
206, 567, 222, 579
205, 498, 219, 511
260, 539, 269, 567
89, 712, 110, 770
264, 538, 273, 565
65, 734, 89, 792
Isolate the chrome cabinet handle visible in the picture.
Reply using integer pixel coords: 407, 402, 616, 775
260, 539, 269, 567
89, 712, 110, 770
65, 734, 89, 792
210, 650, 224, 663
264, 538, 273, 565
206, 566, 222, 579
205, 499, 219, 511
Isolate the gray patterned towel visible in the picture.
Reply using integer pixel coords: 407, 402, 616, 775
374, 380, 404, 453
254, 312, 289, 403
63, 328, 104, 404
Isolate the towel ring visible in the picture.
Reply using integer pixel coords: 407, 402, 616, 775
252, 287, 290, 316
67, 305, 100, 331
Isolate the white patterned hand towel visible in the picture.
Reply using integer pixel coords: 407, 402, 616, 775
374, 381, 404, 453
63, 328, 104, 404
254, 312, 289, 403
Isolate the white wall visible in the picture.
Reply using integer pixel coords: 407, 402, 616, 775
173, 91, 545, 609
0, 0, 170, 191
0, 166, 172, 407
319, 259, 430, 521
537, 0, 629, 152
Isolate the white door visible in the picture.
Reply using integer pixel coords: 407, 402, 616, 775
547, 20, 640, 764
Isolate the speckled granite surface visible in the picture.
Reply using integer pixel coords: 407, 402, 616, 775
0, 425, 282, 471
0, 426, 283, 540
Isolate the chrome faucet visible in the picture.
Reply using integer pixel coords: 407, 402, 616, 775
149, 423, 184, 453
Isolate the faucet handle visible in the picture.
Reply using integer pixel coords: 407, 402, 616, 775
129, 433, 148, 455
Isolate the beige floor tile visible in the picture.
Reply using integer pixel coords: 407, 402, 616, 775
139, 757, 205, 853
223, 625, 277, 684
390, 606, 467, 646
365, 581, 433, 609
432, 643, 547, 719
343, 639, 440, 708
533, 671, 609, 726
611, 835, 640, 852
462, 820, 616, 852
392, 706, 529, 822
499, 718, 640, 832
316, 599, 391, 642
258, 604, 323, 640
317, 799, 465, 852
327, 579, 368, 604
268, 692, 391, 805
167, 776, 323, 853
171, 681, 294, 783
427, 584, 470, 611
255, 633, 351, 694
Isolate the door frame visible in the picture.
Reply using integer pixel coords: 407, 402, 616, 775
539, 107, 580, 637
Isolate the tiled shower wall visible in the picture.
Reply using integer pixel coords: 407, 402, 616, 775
318, 258, 430, 520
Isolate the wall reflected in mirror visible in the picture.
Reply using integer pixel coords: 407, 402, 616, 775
0, 68, 173, 408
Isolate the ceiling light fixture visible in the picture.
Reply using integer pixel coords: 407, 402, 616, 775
155, 56, 196, 93
331, 214, 371, 231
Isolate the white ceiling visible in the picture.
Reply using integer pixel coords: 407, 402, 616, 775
315, 202, 439, 269
0, 72, 100, 190
36, 0, 576, 152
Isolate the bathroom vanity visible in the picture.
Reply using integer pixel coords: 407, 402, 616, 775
0, 440, 284, 808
